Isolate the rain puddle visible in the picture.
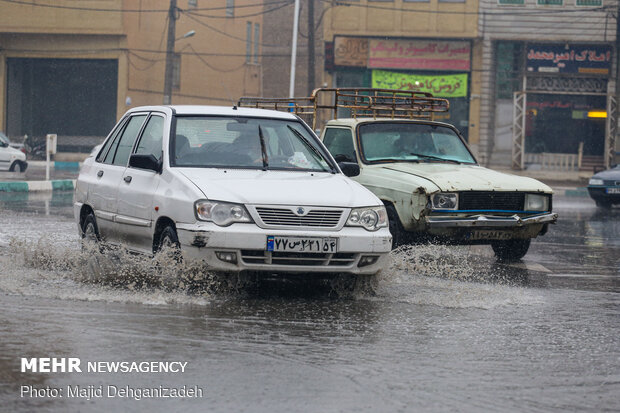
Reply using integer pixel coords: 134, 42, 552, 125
0, 231, 544, 309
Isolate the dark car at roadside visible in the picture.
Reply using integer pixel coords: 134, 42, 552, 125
587, 165, 620, 208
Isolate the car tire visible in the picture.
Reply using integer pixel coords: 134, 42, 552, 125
82, 213, 100, 243
9, 161, 23, 172
386, 204, 407, 249
595, 200, 612, 209
156, 225, 182, 262
491, 239, 531, 262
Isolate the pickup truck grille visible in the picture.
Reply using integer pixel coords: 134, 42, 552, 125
241, 250, 356, 266
458, 192, 525, 211
255, 207, 343, 228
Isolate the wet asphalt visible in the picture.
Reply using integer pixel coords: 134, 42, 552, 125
0, 191, 618, 412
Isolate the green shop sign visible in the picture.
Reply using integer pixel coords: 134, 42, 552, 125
372, 70, 468, 98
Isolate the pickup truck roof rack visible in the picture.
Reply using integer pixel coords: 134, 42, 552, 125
238, 88, 450, 129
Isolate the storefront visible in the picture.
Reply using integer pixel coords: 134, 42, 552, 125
326, 37, 472, 141
495, 41, 615, 169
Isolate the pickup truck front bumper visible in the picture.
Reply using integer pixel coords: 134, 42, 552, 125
425, 212, 558, 228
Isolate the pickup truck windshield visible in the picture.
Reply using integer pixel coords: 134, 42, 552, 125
172, 116, 332, 172
359, 123, 476, 164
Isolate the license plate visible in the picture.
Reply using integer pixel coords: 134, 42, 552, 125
606, 187, 620, 194
266, 236, 338, 253
468, 230, 512, 241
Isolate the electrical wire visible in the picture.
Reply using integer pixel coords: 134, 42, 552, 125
320, 0, 619, 17
185, 0, 294, 19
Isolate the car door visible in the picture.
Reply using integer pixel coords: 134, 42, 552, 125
87, 113, 148, 243
115, 112, 166, 253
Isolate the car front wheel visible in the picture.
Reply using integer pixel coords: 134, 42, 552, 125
491, 239, 531, 262
595, 200, 612, 209
9, 161, 24, 172
156, 225, 182, 262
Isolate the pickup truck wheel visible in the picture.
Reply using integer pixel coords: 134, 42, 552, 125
156, 225, 182, 262
491, 239, 531, 262
386, 204, 407, 248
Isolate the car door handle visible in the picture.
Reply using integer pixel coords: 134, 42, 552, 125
123, 176, 132, 183
97, 170, 104, 178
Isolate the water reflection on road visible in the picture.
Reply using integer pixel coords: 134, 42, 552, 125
0, 191, 618, 412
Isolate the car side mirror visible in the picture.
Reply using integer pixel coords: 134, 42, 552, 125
0, 141, 7, 148
129, 153, 161, 173
338, 161, 360, 177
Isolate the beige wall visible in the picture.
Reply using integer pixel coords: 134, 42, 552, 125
123, 0, 263, 108
0, 0, 262, 133
322, 0, 481, 149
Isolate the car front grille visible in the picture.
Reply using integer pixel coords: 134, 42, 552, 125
255, 207, 343, 228
458, 191, 525, 211
241, 250, 356, 267
603, 180, 620, 186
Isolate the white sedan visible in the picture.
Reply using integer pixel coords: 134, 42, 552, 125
74, 105, 391, 282
0, 132, 28, 172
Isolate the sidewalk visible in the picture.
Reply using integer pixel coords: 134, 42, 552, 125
0, 160, 80, 192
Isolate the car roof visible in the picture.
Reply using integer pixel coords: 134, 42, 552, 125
128, 105, 299, 120
325, 118, 455, 128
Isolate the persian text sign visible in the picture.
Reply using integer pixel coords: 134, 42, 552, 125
526, 44, 612, 75
369, 40, 470, 71
334, 37, 368, 67
372, 70, 468, 98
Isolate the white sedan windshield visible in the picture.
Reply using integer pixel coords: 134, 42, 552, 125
359, 123, 476, 164
172, 116, 332, 172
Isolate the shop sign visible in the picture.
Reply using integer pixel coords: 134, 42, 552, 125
334, 37, 368, 67
526, 44, 612, 75
372, 70, 468, 98
368, 40, 470, 71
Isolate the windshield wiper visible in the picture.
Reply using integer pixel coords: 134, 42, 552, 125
408, 152, 461, 164
258, 125, 269, 170
286, 125, 334, 173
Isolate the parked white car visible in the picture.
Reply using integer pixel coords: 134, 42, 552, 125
74, 105, 391, 282
0, 132, 28, 172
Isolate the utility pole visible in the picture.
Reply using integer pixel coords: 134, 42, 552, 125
163, 0, 177, 105
307, 0, 315, 96
289, 0, 300, 98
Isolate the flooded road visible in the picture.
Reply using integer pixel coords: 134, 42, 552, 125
0, 191, 618, 412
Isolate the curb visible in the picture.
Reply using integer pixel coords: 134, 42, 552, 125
0, 179, 76, 192
552, 187, 589, 197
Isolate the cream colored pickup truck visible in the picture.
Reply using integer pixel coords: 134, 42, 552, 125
239, 88, 558, 261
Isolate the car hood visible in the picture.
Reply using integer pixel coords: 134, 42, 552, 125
378, 163, 552, 193
592, 167, 620, 180
177, 168, 381, 207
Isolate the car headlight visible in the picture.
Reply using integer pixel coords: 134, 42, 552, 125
589, 178, 604, 186
524, 194, 549, 212
195, 200, 252, 226
346, 206, 388, 231
431, 193, 458, 210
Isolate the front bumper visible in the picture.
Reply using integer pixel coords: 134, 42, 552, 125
425, 212, 558, 228
587, 186, 620, 203
176, 222, 392, 275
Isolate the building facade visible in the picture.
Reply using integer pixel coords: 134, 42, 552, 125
0, 0, 262, 150
479, 0, 618, 169
322, 0, 482, 154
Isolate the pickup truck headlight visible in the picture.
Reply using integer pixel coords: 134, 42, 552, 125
347, 206, 388, 231
195, 200, 252, 226
524, 194, 549, 212
431, 193, 458, 210
588, 178, 604, 186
